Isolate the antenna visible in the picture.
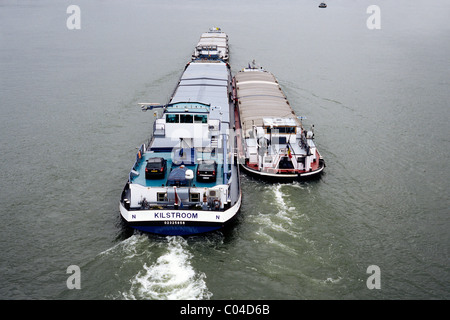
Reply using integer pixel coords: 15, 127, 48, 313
139, 103, 165, 111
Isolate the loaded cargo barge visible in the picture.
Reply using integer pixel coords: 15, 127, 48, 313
233, 63, 325, 181
119, 30, 240, 236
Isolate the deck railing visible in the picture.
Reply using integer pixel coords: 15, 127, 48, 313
129, 144, 146, 182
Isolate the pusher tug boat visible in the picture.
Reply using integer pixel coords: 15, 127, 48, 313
119, 30, 241, 236
233, 62, 325, 181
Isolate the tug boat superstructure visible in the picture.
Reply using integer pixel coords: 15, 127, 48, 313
120, 30, 240, 236
233, 63, 325, 181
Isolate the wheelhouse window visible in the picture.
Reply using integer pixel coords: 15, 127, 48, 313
194, 114, 208, 123
180, 114, 193, 123
166, 114, 179, 123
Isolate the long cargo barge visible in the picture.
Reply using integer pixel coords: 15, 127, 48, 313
119, 30, 240, 235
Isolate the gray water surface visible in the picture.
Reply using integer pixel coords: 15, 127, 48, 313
0, 0, 448, 299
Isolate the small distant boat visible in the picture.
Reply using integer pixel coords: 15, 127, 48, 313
319, 2, 327, 8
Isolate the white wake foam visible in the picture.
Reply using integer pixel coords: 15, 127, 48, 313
122, 236, 212, 300
250, 183, 318, 254
99, 234, 144, 259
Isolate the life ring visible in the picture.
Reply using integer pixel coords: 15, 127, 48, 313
138, 150, 142, 159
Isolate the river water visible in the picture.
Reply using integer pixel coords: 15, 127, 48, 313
0, 0, 448, 300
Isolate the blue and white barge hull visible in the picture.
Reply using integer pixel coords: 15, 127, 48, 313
119, 194, 241, 236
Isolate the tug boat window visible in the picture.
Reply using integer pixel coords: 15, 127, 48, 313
279, 156, 294, 169
166, 114, 179, 123
278, 136, 287, 144
271, 136, 287, 145
266, 126, 296, 134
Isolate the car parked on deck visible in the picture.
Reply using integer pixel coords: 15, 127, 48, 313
145, 157, 167, 179
196, 160, 217, 182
